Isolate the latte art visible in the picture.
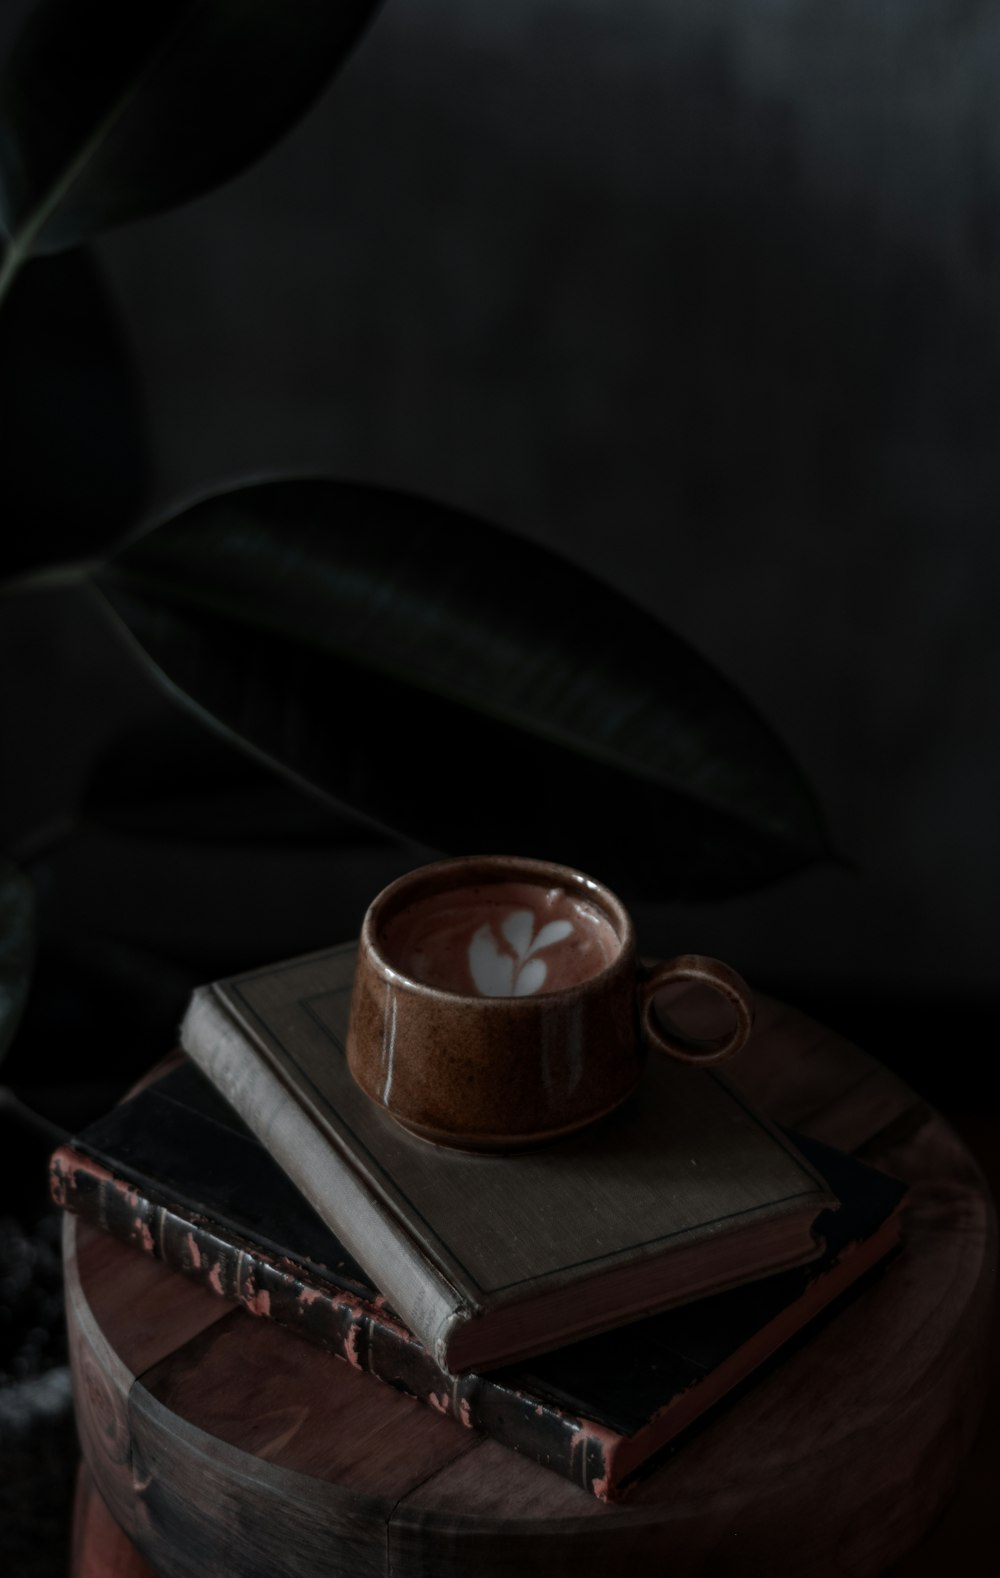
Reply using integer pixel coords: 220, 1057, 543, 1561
381, 881, 620, 997
468, 910, 574, 997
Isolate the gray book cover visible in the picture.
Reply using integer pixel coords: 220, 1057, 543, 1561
181, 943, 836, 1372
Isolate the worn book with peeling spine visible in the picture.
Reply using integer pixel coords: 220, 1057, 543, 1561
51, 1059, 906, 1500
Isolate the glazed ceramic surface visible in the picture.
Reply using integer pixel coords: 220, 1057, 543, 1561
346, 855, 753, 1150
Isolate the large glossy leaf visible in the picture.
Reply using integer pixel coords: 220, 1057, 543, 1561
0, 247, 148, 575
0, 0, 381, 277
0, 857, 36, 1068
80, 709, 402, 850
90, 481, 833, 900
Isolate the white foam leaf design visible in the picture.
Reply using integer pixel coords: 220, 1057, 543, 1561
500, 909, 535, 961
467, 909, 577, 997
527, 919, 573, 957
513, 957, 548, 996
468, 924, 515, 996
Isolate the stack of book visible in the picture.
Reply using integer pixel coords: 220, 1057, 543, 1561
50, 943, 906, 1501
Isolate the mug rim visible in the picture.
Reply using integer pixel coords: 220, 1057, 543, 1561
361, 854, 635, 1007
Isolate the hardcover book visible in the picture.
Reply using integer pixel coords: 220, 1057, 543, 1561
176, 942, 836, 1372
50, 1061, 906, 1501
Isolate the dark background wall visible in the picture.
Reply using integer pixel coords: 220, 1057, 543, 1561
3, 0, 998, 1104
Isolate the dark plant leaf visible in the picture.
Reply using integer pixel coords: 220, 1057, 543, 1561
0, 857, 36, 1068
0, 248, 148, 575
90, 480, 833, 900
81, 709, 402, 850
0, 0, 381, 270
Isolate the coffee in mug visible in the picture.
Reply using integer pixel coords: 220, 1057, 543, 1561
380, 879, 620, 998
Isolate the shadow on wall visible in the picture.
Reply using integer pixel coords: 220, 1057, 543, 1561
3, 2, 998, 1111
93, 2, 1000, 1003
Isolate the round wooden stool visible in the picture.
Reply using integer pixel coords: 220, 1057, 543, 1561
66, 996, 996, 1577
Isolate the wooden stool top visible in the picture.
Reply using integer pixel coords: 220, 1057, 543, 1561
66, 995, 997, 1577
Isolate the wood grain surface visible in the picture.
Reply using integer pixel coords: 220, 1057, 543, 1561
65, 994, 997, 1578
72, 1467, 157, 1578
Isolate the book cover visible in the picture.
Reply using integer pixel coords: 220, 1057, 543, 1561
50, 1062, 905, 1499
179, 943, 838, 1372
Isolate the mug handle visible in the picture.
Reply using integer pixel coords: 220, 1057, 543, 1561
637, 954, 754, 1065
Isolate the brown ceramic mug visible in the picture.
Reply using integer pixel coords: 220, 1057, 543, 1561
345, 855, 754, 1151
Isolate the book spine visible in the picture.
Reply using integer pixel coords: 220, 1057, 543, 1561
181, 986, 466, 1372
49, 1145, 609, 1495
